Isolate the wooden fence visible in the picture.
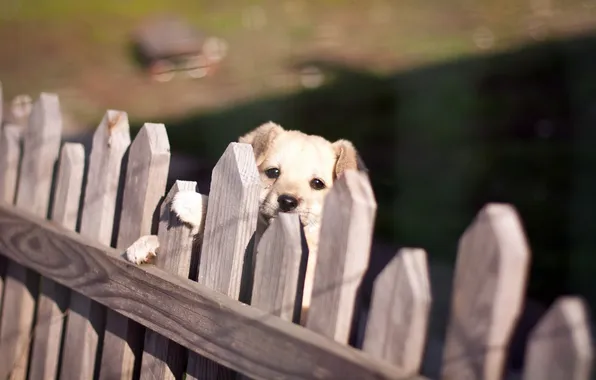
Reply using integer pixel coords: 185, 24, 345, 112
0, 84, 593, 380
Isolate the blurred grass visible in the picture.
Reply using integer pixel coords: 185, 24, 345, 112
2, 0, 594, 131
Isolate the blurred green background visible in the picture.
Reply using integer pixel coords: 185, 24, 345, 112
1, 0, 596, 362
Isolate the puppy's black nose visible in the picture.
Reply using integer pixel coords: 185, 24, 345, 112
277, 194, 299, 212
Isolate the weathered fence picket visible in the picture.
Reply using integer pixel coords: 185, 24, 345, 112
305, 169, 377, 343
441, 203, 531, 380
28, 142, 85, 380
140, 180, 198, 379
251, 212, 306, 322
60, 110, 131, 380
0, 124, 21, 204
186, 142, 261, 379
362, 248, 431, 377
0, 82, 592, 380
523, 296, 593, 380
100, 122, 171, 379
0, 93, 62, 380
0, 115, 23, 320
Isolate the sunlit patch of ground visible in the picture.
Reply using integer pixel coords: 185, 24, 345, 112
0, 0, 595, 133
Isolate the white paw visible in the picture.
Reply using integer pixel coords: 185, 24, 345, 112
123, 235, 159, 264
171, 191, 208, 233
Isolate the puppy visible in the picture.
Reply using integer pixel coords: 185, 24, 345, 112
124, 122, 359, 324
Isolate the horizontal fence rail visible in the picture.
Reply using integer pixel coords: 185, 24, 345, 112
0, 204, 414, 380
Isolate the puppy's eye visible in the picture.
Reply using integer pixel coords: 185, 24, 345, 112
310, 178, 326, 190
264, 167, 280, 179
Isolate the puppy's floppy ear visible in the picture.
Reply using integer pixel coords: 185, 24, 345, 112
332, 139, 361, 178
239, 122, 284, 166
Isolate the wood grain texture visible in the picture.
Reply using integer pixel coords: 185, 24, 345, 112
0, 204, 423, 380
141, 180, 198, 380
0, 123, 22, 317
523, 296, 593, 380
78, 110, 131, 245
0, 93, 62, 380
251, 213, 305, 322
50, 143, 86, 229
60, 110, 131, 380
0, 125, 22, 205
441, 203, 531, 380
15, 93, 62, 216
156, 181, 199, 276
116, 122, 170, 249
100, 122, 171, 380
0, 265, 39, 379
305, 170, 377, 344
187, 142, 261, 380
362, 248, 431, 377
197, 142, 260, 297
28, 143, 85, 380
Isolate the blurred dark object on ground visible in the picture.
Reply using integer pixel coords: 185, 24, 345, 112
131, 14, 227, 82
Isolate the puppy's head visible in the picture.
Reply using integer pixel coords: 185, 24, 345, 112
239, 122, 359, 229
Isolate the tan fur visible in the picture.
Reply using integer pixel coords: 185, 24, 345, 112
240, 122, 359, 325
238, 122, 284, 167
332, 139, 359, 177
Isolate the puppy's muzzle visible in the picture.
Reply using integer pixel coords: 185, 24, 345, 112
277, 194, 299, 212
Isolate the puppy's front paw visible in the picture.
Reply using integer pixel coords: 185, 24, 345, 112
123, 235, 159, 264
171, 191, 208, 233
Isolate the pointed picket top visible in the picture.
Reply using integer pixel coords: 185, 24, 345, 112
116, 122, 170, 250
523, 296, 593, 380
363, 248, 431, 376
0, 124, 23, 203
251, 212, 305, 322
198, 142, 261, 298
442, 203, 531, 380
91, 110, 131, 153
130, 122, 170, 164
305, 169, 377, 343
211, 142, 262, 192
